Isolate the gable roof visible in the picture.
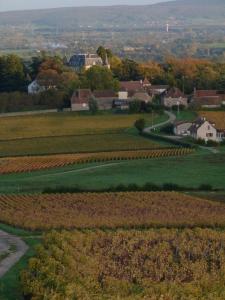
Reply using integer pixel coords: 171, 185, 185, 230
193, 90, 225, 106
189, 117, 216, 134
195, 90, 218, 98
93, 90, 117, 98
120, 81, 143, 92
164, 87, 185, 98
132, 91, 152, 102
150, 85, 169, 90
194, 90, 225, 98
143, 77, 151, 86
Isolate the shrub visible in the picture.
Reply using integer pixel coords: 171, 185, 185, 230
134, 118, 146, 133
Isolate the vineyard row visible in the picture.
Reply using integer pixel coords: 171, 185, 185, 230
0, 148, 193, 174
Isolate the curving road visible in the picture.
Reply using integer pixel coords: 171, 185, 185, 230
0, 230, 28, 278
144, 111, 176, 133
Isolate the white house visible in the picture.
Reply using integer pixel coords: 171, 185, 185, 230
174, 122, 192, 136
189, 118, 222, 142
28, 80, 46, 94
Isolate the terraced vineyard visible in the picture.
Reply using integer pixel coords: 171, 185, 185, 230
0, 148, 193, 174
0, 192, 225, 230
21, 229, 225, 300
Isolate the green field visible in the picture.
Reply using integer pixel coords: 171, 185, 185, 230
0, 150, 224, 193
0, 112, 168, 156
174, 110, 197, 122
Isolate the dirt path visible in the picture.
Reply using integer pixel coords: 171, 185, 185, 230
13, 162, 125, 181
0, 230, 28, 278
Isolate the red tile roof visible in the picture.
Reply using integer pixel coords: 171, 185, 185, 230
93, 90, 117, 98
164, 87, 185, 98
120, 81, 143, 92
195, 90, 221, 98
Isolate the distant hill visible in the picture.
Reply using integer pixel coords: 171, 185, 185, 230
0, 0, 224, 28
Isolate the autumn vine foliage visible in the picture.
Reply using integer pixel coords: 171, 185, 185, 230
0, 148, 192, 174
0, 192, 225, 230
21, 229, 225, 300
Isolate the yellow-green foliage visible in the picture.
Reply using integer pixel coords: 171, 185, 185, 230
0, 192, 224, 230
21, 229, 225, 300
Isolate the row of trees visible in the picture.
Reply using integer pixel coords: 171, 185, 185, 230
2, 49, 225, 94
1, 48, 225, 111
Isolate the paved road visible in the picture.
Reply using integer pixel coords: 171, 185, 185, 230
144, 111, 176, 133
0, 230, 28, 278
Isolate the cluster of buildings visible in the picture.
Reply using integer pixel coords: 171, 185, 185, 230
70, 79, 225, 113
27, 52, 225, 111
71, 78, 170, 111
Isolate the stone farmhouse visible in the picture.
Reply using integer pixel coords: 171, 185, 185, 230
71, 89, 117, 111
191, 90, 225, 108
119, 79, 168, 98
161, 87, 188, 108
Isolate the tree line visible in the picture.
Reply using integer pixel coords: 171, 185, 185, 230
1, 47, 225, 112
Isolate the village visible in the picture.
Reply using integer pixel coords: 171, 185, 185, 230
1, 1, 225, 299
27, 52, 225, 144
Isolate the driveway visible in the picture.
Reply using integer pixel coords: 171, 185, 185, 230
144, 111, 176, 133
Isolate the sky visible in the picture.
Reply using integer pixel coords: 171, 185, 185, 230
0, 0, 171, 12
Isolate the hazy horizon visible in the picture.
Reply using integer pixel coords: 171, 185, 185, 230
0, 0, 172, 12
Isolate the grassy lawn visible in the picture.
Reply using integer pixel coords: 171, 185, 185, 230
0, 150, 224, 193
172, 109, 197, 122
0, 224, 42, 300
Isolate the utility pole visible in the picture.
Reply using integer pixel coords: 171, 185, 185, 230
182, 75, 185, 94
177, 100, 180, 116
152, 109, 154, 128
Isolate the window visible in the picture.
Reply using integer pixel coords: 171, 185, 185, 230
206, 133, 213, 138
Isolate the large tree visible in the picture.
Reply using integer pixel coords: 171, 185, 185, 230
83, 66, 119, 91
0, 55, 27, 92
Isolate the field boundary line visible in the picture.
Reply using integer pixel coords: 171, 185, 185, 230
12, 162, 125, 180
